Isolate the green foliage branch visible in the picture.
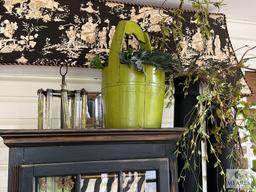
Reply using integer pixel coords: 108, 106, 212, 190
174, 46, 256, 191
175, 57, 241, 191
157, 1, 256, 191
119, 48, 183, 74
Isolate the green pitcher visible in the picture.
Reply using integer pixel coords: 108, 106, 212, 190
253, 160, 256, 172
102, 20, 165, 128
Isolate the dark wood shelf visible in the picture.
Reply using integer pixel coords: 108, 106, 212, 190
0, 128, 184, 147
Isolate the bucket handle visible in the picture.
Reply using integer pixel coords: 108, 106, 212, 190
108, 20, 151, 68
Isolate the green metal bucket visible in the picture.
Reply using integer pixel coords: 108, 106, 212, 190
253, 160, 256, 172
102, 20, 165, 128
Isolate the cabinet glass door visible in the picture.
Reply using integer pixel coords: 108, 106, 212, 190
37, 171, 157, 192
21, 159, 169, 192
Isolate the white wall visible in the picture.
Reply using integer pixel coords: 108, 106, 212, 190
0, 65, 102, 129
226, 19, 256, 68
0, 65, 102, 192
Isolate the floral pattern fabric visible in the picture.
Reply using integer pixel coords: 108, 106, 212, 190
0, 0, 236, 67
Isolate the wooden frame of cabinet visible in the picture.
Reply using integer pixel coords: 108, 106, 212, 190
0, 128, 184, 192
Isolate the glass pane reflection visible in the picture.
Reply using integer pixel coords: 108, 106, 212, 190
122, 170, 157, 192
37, 170, 157, 192
81, 173, 118, 192
37, 176, 74, 192
145, 171, 157, 192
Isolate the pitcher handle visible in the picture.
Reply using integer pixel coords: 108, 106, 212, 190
108, 20, 151, 68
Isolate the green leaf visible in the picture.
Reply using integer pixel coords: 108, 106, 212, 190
119, 48, 183, 74
90, 55, 105, 69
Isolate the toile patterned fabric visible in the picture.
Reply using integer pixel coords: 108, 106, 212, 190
0, 0, 236, 67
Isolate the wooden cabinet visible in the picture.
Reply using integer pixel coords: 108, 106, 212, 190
0, 129, 183, 192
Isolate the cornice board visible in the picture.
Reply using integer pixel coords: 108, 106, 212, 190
0, 0, 237, 69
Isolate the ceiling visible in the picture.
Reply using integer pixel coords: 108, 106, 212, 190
123, 0, 256, 21
218, 0, 256, 22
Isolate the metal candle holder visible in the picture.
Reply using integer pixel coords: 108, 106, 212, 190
37, 65, 88, 129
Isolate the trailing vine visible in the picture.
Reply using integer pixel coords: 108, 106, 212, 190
174, 46, 256, 191
157, 1, 256, 191
175, 57, 241, 191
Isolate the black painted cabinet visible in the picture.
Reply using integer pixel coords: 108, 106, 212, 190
0, 129, 183, 192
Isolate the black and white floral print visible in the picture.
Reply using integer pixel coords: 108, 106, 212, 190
0, 0, 236, 67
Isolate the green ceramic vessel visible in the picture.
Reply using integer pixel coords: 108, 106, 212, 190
253, 160, 256, 172
102, 20, 165, 128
